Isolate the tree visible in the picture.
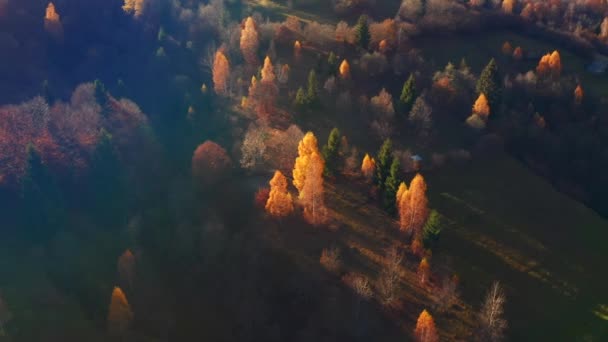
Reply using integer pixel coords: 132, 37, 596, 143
502, 0, 515, 14
476, 58, 501, 107
376, 246, 403, 304
306, 69, 320, 106
327, 52, 338, 75
418, 257, 430, 285
294, 87, 307, 107
408, 96, 433, 136
548, 51, 562, 77
117, 249, 136, 290
371, 88, 396, 140
478, 281, 507, 342
339, 59, 350, 79
320, 247, 341, 273
361, 154, 376, 181
414, 309, 439, 342
192, 141, 231, 185
422, 210, 442, 248
600, 17, 608, 40
294, 40, 302, 59
322, 128, 341, 177
400, 74, 417, 114
240, 17, 259, 66
512, 47, 523, 60
574, 84, 584, 104
399, 173, 430, 236
300, 151, 326, 225
265, 170, 294, 218
536, 51, 561, 78
473, 93, 490, 119
375, 139, 392, 188
396, 181, 408, 208
212, 50, 230, 95
249, 56, 279, 122
383, 157, 401, 214
107, 287, 133, 336
354, 15, 370, 49
501, 41, 512, 56
44, 2, 63, 40
293, 132, 320, 192
123, 0, 145, 17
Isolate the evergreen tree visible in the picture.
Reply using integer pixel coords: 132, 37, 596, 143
422, 210, 442, 248
383, 157, 401, 214
306, 69, 319, 106
89, 130, 128, 227
476, 58, 501, 108
400, 74, 416, 114
322, 128, 341, 177
294, 87, 307, 107
375, 139, 393, 188
327, 52, 338, 76
354, 15, 370, 49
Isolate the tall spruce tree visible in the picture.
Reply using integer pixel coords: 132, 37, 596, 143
400, 74, 416, 115
476, 58, 501, 108
306, 69, 319, 106
383, 157, 401, 214
375, 139, 393, 188
322, 128, 341, 177
354, 15, 370, 49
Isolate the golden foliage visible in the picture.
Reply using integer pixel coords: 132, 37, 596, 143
44, 2, 63, 40
339, 59, 350, 79
261, 56, 276, 83
574, 84, 584, 104
294, 40, 302, 58
418, 257, 430, 285
300, 151, 326, 225
45, 2, 60, 22
212, 51, 230, 95
502, 0, 516, 14
265, 170, 294, 217
107, 287, 133, 336
399, 173, 429, 236
123, 0, 145, 17
473, 93, 490, 118
414, 309, 439, 342
293, 132, 320, 192
536, 50, 561, 77
240, 17, 259, 65
396, 181, 408, 208
361, 153, 375, 180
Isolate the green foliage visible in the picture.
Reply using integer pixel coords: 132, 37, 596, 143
354, 15, 370, 49
375, 138, 393, 188
322, 128, 341, 177
294, 87, 307, 107
476, 58, 501, 107
307, 69, 319, 105
158, 26, 167, 41
21, 145, 65, 241
400, 74, 416, 115
327, 52, 338, 76
422, 210, 442, 248
383, 157, 401, 214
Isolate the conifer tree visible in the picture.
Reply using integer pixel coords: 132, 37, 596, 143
383, 157, 401, 214
306, 69, 319, 106
375, 138, 393, 188
294, 87, 307, 107
418, 257, 430, 285
400, 74, 416, 114
354, 15, 370, 49
327, 52, 338, 76
396, 181, 408, 208
322, 128, 341, 177
476, 58, 501, 107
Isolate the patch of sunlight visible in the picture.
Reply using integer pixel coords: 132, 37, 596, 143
593, 304, 608, 320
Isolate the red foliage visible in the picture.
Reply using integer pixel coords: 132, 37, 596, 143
254, 187, 270, 208
192, 140, 232, 184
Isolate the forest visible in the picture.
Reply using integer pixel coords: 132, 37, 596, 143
0, 0, 607, 341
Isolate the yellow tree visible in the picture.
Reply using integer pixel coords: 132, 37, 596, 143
339, 59, 351, 79
396, 181, 408, 208
549, 50, 562, 77
399, 174, 429, 236
502, 0, 515, 14
107, 287, 133, 336
361, 154, 376, 181
240, 17, 259, 66
44, 2, 63, 40
418, 257, 430, 285
473, 93, 490, 119
293, 132, 320, 192
123, 0, 145, 17
300, 151, 326, 225
414, 309, 439, 342
574, 84, 584, 104
265, 170, 294, 217
212, 50, 230, 95
294, 40, 302, 59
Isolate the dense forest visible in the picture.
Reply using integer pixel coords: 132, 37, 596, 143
0, 0, 607, 341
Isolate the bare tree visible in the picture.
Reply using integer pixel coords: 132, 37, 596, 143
434, 275, 459, 313
478, 281, 507, 342
376, 246, 403, 305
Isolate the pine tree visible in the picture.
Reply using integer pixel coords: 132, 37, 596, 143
422, 210, 442, 248
265, 170, 294, 218
322, 128, 341, 177
354, 15, 370, 49
476, 58, 501, 108
400, 74, 416, 114
383, 157, 401, 214
306, 69, 319, 106
327, 52, 338, 76
295, 87, 307, 107
375, 138, 393, 188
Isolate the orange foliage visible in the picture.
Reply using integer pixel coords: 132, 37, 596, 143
396, 182, 408, 209
261, 56, 276, 83
361, 154, 376, 181
293, 132, 320, 192
411, 236, 425, 257
513, 46, 523, 60
379, 39, 389, 54
339, 59, 350, 79
122, 0, 145, 18
240, 17, 259, 66
399, 174, 430, 236
191, 141, 231, 184
536, 51, 561, 77
549, 51, 562, 76
117, 249, 136, 290
107, 287, 133, 336
294, 40, 302, 59
254, 187, 270, 208
574, 84, 584, 104
414, 309, 439, 342
300, 151, 326, 225
473, 93, 490, 119
418, 257, 430, 285
44, 2, 63, 40
502, 0, 516, 14
247, 57, 279, 123
265, 170, 294, 218
212, 50, 230, 95
502, 41, 513, 56
370, 19, 397, 47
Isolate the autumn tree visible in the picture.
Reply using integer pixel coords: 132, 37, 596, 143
293, 132, 318, 192
371, 88, 396, 140
265, 170, 294, 218
408, 95, 433, 136
354, 15, 370, 49
418, 257, 430, 285
375, 139, 393, 188
44, 2, 63, 40
361, 154, 376, 181
123, 0, 145, 17
512, 46, 523, 61
502, 0, 515, 14
400, 74, 417, 114
476, 58, 501, 107
501, 41, 513, 56
376, 246, 403, 304
574, 84, 584, 104
536, 51, 561, 78
294, 40, 302, 59
192, 141, 231, 185
117, 249, 136, 290
212, 50, 230, 95
468, 93, 491, 128
322, 128, 341, 177
414, 309, 439, 342
300, 151, 326, 225
249, 56, 279, 123
396, 181, 407, 208
108, 287, 133, 336
339, 59, 350, 79
478, 281, 507, 342
240, 17, 260, 66
399, 173, 430, 236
